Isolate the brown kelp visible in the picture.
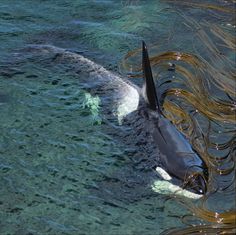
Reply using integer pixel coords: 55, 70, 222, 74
162, 0, 235, 14
121, 0, 235, 233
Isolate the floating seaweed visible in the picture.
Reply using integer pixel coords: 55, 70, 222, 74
122, 0, 236, 233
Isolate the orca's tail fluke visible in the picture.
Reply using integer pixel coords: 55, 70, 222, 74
142, 41, 162, 113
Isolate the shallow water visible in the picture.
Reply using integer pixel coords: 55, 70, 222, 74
0, 1, 235, 235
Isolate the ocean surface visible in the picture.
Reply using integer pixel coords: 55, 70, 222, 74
0, 1, 235, 235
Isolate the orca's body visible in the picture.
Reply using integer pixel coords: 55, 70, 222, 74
142, 41, 208, 194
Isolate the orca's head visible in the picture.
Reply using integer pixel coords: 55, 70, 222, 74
183, 166, 208, 194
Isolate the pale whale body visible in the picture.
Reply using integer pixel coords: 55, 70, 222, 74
25, 43, 208, 196
26, 44, 140, 122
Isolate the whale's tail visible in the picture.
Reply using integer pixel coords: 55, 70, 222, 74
142, 41, 162, 113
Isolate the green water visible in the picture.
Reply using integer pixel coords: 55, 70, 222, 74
0, 1, 235, 235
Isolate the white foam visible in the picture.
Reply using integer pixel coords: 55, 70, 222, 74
116, 85, 139, 124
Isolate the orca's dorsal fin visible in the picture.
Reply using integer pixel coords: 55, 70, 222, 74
142, 41, 162, 113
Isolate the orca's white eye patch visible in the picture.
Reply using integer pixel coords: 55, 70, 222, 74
155, 167, 172, 181
151, 180, 203, 200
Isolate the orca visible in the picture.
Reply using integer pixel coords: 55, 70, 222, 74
22, 43, 208, 195
142, 41, 208, 194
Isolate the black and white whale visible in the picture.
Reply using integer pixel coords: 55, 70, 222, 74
21, 43, 208, 195
141, 41, 208, 194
